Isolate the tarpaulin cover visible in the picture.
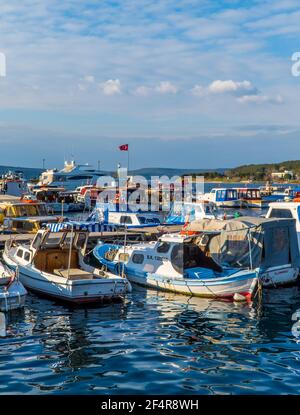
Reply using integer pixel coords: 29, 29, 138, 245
185, 216, 300, 270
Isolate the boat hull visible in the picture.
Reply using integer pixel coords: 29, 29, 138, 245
123, 269, 257, 300
214, 200, 242, 208
3, 253, 129, 305
260, 266, 299, 287
0, 280, 27, 312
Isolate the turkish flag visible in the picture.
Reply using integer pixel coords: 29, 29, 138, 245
119, 144, 129, 151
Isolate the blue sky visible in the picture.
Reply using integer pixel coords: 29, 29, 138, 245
0, 0, 300, 170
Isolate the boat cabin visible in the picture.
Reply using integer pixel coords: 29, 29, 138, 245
166, 202, 216, 225
202, 188, 241, 207
88, 202, 163, 228
0, 201, 60, 233
266, 202, 300, 250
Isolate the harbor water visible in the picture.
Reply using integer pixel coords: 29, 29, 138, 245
1, 286, 300, 394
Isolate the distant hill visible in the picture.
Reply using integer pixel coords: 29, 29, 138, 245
130, 167, 227, 179
228, 160, 300, 180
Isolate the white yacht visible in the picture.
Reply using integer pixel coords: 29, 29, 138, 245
35, 160, 106, 191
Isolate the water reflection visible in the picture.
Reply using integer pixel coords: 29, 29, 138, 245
1, 286, 300, 394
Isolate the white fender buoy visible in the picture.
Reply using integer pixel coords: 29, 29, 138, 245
0, 312, 6, 337
233, 293, 247, 302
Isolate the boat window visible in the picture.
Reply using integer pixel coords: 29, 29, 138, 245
267, 226, 290, 266
156, 242, 170, 253
75, 232, 87, 249
32, 232, 43, 250
268, 208, 293, 219
119, 253, 129, 262
227, 190, 237, 200
139, 217, 161, 224
24, 252, 31, 261
170, 244, 183, 274
120, 216, 133, 224
183, 241, 223, 273
68, 175, 93, 181
132, 253, 144, 264
16, 249, 23, 258
37, 204, 48, 216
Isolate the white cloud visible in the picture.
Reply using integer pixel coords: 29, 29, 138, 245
208, 80, 256, 95
237, 94, 283, 104
156, 81, 178, 94
99, 79, 121, 96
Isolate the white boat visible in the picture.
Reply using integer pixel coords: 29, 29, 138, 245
0, 171, 28, 197
165, 201, 240, 225
266, 202, 300, 251
199, 188, 243, 208
0, 262, 27, 312
88, 202, 164, 228
3, 225, 131, 304
184, 217, 300, 288
35, 160, 106, 191
93, 231, 258, 301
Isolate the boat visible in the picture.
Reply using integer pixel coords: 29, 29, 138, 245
184, 216, 300, 288
199, 188, 243, 208
0, 262, 27, 312
87, 202, 164, 229
165, 201, 241, 225
266, 202, 300, 251
93, 229, 258, 301
0, 171, 28, 197
35, 160, 109, 192
0, 200, 62, 233
3, 223, 132, 304
235, 188, 268, 208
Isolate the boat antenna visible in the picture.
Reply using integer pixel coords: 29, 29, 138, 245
121, 224, 127, 278
247, 229, 253, 270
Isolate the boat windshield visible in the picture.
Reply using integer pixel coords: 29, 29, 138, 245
7, 204, 48, 217
170, 240, 223, 274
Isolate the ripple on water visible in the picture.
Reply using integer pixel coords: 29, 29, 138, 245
1, 286, 300, 394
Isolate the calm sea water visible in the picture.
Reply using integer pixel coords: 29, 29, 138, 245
1, 286, 300, 395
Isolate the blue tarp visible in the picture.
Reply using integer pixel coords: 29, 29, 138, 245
44, 221, 117, 233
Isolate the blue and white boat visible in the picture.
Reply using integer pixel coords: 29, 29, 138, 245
87, 202, 164, 229
165, 201, 239, 225
93, 230, 258, 301
200, 188, 242, 208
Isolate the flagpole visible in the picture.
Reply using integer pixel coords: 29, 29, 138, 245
127, 146, 129, 210
127, 146, 129, 175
